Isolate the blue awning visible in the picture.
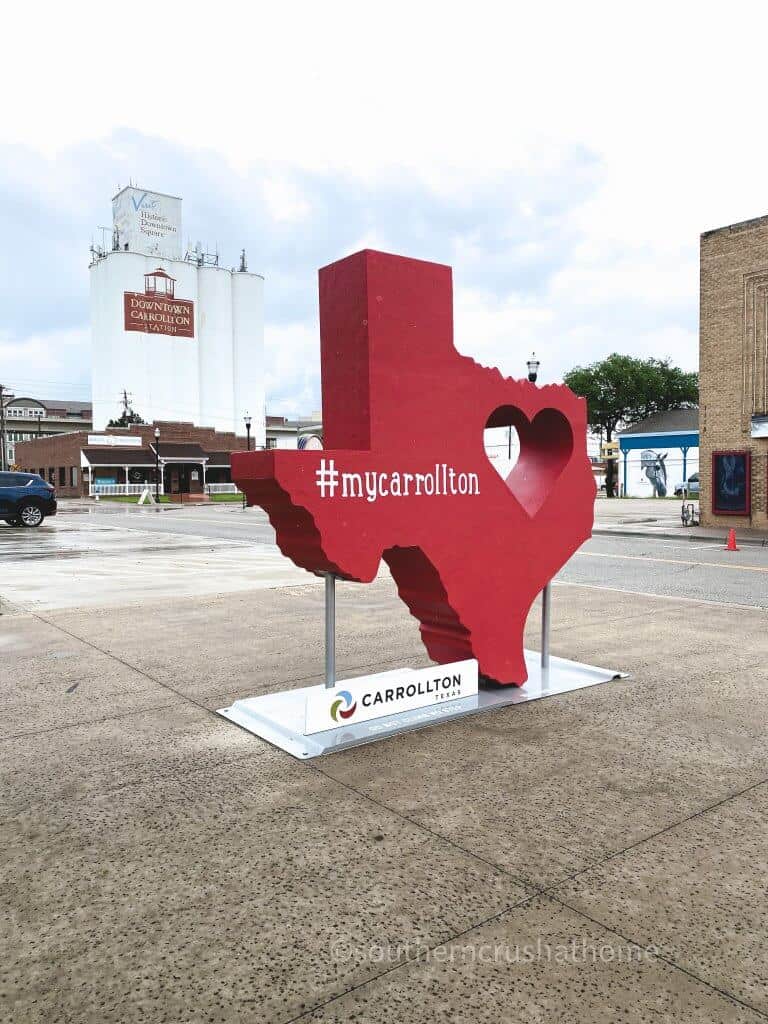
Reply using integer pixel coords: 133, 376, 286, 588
619, 432, 698, 452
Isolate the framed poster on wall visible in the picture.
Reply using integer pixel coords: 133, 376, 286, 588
712, 450, 751, 515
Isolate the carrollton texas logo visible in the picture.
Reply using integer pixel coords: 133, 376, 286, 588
231, 249, 595, 686
124, 268, 194, 339
330, 690, 357, 722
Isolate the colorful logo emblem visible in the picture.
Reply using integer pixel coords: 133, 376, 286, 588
330, 689, 357, 723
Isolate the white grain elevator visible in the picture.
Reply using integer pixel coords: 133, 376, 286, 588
90, 186, 265, 442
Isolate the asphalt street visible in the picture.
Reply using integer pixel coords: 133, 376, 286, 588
559, 535, 768, 609
1, 503, 767, 611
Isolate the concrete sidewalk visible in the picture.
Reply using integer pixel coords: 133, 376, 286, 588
3, 576, 768, 1021
594, 497, 768, 546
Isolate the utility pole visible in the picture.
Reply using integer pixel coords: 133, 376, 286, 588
0, 384, 13, 472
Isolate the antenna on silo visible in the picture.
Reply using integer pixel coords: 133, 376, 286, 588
239, 249, 247, 273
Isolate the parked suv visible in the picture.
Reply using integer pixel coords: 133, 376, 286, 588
0, 472, 57, 527
673, 472, 699, 497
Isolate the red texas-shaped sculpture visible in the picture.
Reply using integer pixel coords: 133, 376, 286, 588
232, 249, 595, 684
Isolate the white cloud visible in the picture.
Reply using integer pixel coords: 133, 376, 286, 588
0, 327, 90, 397
454, 287, 555, 378
263, 320, 321, 417
260, 180, 311, 224
7, 0, 768, 410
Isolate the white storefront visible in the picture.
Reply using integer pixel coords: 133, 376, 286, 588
90, 187, 265, 442
619, 411, 699, 498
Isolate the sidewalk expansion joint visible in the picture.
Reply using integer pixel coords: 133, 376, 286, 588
546, 893, 768, 1021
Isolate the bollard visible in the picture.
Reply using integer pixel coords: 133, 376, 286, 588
325, 573, 336, 689
541, 582, 551, 671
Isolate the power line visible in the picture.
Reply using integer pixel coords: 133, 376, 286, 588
2, 380, 313, 424
1, 385, 264, 420
4, 379, 91, 392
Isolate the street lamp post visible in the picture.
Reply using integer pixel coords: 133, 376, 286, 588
244, 413, 252, 451
154, 427, 160, 504
527, 352, 540, 383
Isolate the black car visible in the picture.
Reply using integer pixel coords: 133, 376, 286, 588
0, 472, 57, 527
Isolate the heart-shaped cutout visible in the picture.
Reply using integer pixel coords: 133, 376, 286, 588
483, 423, 521, 480
484, 405, 573, 516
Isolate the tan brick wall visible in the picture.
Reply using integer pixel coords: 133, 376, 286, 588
700, 217, 768, 528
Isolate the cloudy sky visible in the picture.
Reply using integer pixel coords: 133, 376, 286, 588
2, 2, 767, 415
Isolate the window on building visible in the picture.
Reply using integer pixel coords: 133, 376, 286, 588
70, 467, 78, 488
59, 467, 66, 487
266, 437, 278, 449
48, 468, 55, 484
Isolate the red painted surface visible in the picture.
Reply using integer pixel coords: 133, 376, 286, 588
232, 250, 595, 684
124, 292, 194, 337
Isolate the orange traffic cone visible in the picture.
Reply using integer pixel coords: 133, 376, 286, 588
725, 528, 739, 551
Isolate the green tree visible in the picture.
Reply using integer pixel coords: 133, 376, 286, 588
107, 408, 146, 428
563, 354, 698, 497
108, 389, 146, 428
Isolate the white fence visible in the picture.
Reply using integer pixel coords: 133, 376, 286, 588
89, 481, 239, 497
206, 483, 241, 495
91, 483, 163, 497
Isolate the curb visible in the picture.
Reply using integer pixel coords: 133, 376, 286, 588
592, 527, 768, 547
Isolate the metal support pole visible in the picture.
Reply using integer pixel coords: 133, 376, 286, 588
0, 384, 11, 472
541, 582, 551, 671
325, 573, 336, 689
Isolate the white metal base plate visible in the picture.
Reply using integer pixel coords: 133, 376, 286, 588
217, 651, 626, 759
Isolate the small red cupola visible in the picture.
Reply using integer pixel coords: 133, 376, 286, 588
144, 267, 176, 299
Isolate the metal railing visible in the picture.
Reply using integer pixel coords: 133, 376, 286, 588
90, 483, 162, 497
205, 483, 241, 495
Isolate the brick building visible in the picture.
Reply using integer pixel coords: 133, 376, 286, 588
15, 421, 250, 498
1, 395, 92, 469
700, 216, 768, 528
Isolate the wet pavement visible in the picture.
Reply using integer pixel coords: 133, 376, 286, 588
2, 505, 767, 613
0, 508, 311, 611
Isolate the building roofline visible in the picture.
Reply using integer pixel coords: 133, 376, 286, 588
619, 428, 699, 438
92, 249, 265, 280
701, 213, 768, 239
112, 185, 182, 202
